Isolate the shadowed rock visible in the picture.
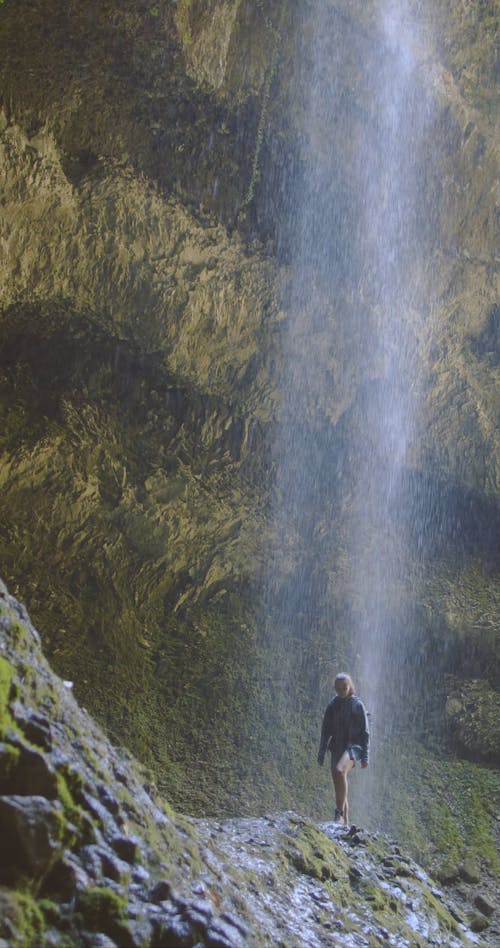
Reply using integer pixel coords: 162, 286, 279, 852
0, 794, 64, 883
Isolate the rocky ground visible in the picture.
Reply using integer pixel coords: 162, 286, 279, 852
1, 580, 497, 947
0, 0, 498, 830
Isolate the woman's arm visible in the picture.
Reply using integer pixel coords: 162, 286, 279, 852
354, 699, 370, 764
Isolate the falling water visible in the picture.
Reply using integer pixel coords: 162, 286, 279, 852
267, 0, 437, 819
344, 1, 435, 815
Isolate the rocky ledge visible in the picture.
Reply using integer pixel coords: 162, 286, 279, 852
0, 580, 496, 947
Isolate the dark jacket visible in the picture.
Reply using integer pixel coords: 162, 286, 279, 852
318, 695, 369, 764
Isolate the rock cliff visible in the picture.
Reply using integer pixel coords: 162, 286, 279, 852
0, 0, 498, 878
1, 583, 497, 946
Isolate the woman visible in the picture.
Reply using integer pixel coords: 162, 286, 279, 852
317, 672, 369, 825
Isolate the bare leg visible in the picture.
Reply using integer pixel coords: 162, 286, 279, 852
332, 751, 355, 825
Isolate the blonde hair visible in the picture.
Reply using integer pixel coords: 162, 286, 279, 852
334, 673, 355, 696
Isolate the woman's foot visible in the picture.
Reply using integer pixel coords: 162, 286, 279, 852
334, 808, 343, 822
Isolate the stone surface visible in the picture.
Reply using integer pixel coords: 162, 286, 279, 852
150, 879, 175, 904
458, 859, 481, 884
0, 739, 59, 798
474, 893, 496, 917
42, 853, 89, 900
0, 583, 487, 947
0, 794, 64, 883
0, 5, 498, 942
468, 910, 490, 933
445, 677, 500, 764
10, 702, 52, 749
111, 834, 141, 865
0, 0, 497, 832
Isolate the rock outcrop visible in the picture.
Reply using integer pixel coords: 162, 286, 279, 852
0, 0, 498, 857
2, 581, 498, 947
445, 676, 500, 765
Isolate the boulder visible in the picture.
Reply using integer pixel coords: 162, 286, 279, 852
110, 834, 141, 864
0, 739, 58, 798
0, 794, 64, 883
474, 893, 496, 917
10, 701, 52, 750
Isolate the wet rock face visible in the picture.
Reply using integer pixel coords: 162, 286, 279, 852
0, 0, 268, 229
1, 583, 494, 947
0, 0, 497, 481
0, 80, 281, 813
0, 0, 498, 833
0, 794, 65, 884
445, 677, 500, 765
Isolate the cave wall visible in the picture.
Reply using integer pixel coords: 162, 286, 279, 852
0, 0, 498, 820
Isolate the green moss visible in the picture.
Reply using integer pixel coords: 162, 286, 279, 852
355, 873, 462, 942
357, 878, 389, 912
57, 760, 85, 800
11, 648, 61, 716
394, 799, 431, 862
175, 0, 193, 46
424, 764, 500, 878
55, 772, 85, 843
0, 655, 15, 737
9, 617, 28, 645
0, 654, 14, 703
353, 739, 500, 884
0, 740, 21, 784
281, 818, 349, 884
38, 898, 60, 924
0, 890, 46, 947
428, 801, 462, 866
467, 910, 490, 933
465, 788, 499, 872
421, 886, 464, 936
459, 854, 480, 883
78, 886, 127, 933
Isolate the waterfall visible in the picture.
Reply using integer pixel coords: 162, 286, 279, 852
345, 0, 435, 816
267, 0, 436, 820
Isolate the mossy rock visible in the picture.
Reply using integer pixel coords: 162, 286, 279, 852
467, 909, 490, 933
281, 818, 349, 883
357, 877, 390, 912
0, 655, 15, 736
38, 898, 61, 925
435, 861, 461, 886
77, 886, 131, 942
459, 856, 481, 884
0, 888, 45, 947
445, 677, 500, 764
0, 740, 21, 786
